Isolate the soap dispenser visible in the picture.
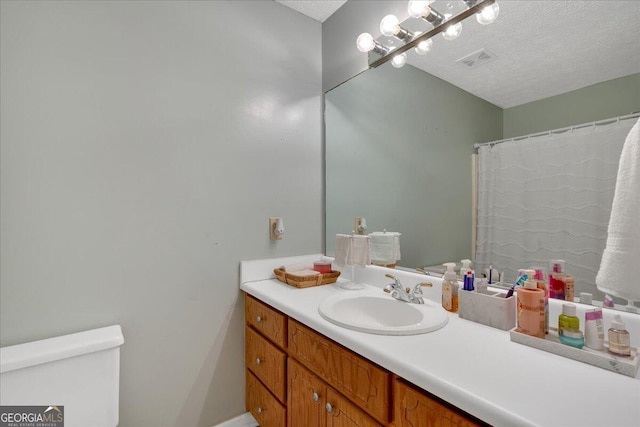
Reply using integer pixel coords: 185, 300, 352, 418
460, 259, 472, 278
442, 263, 459, 313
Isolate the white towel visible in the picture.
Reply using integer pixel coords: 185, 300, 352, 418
334, 234, 351, 267
369, 232, 401, 265
350, 235, 371, 267
596, 118, 640, 302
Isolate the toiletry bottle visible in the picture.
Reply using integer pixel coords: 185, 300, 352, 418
584, 308, 604, 351
532, 267, 549, 334
564, 275, 574, 301
558, 303, 579, 336
516, 270, 545, 338
460, 259, 472, 279
441, 262, 459, 313
549, 260, 566, 300
608, 315, 631, 357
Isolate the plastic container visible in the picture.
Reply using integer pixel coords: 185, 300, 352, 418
584, 308, 604, 350
441, 262, 459, 313
549, 260, 566, 300
313, 261, 332, 274
564, 275, 574, 301
516, 270, 545, 338
608, 315, 631, 357
558, 328, 584, 349
558, 303, 579, 335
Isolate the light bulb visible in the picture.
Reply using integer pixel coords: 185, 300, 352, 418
356, 33, 375, 52
476, 2, 499, 25
415, 38, 433, 55
391, 52, 407, 68
408, 0, 434, 18
442, 14, 462, 40
380, 15, 400, 37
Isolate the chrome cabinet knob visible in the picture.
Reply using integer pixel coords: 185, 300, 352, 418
256, 315, 262, 323
325, 403, 333, 413
312, 392, 320, 402
255, 358, 261, 365
257, 407, 263, 414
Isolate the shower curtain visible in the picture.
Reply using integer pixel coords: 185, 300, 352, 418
475, 118, 636, 297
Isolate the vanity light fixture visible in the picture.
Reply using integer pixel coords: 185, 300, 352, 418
463, 0, 500, 25
358, 0, 498, 69
356, 32, 390, 56
380, 14, 414, 42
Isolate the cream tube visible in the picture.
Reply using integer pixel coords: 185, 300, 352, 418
584, 308, 604, 350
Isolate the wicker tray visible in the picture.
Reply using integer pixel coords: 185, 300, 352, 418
273, 268, 341, 288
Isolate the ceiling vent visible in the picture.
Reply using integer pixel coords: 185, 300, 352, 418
456, 49, 497, 69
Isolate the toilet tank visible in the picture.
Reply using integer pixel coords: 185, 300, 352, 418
1, 325, 124, 427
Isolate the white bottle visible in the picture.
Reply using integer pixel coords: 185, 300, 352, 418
460, 259, 472, 278
442, 262, 459, 313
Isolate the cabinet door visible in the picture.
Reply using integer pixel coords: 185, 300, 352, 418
325, 388, 383, 427
393, 379, 483, 427
246, 326, 287, 403
246, 370, 286, 427
288, 359, 326, 427
288, 319, 391, 424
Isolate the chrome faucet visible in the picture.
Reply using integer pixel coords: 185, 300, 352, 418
383, 274, 430, 304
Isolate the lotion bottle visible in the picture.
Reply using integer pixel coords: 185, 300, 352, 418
608, 315, 631, 357
442, 262, 459, 313
516, 270, 545, 338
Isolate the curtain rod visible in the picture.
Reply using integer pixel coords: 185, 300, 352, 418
474, 112, 640, 149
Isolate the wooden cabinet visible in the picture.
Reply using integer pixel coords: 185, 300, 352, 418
288, 359, 382, 427
245, 295, 288, 425
246, 370, 286, 427
246, 294, 287, 348
244, 293, 485, 427
245, 326, 287, 403
393, 379, 484, 427
288, 319, 391, 424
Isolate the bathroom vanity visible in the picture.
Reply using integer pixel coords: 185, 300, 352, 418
240, 255, 640, 427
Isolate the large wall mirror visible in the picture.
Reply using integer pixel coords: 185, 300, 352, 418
325, 0, 640, 309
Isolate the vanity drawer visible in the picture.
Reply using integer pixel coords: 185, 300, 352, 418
246, 326, 287, 403
393, 378, 484, 427
246, 294, 287, 348
246, 369, 286, 427
288, 319, 391, 424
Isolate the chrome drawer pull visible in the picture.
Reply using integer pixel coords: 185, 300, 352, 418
312, 392, 320, 402
257, 407, 263, 414
325, 403, 333, 413
255, 358, 262, 365
256, 315, 262, 323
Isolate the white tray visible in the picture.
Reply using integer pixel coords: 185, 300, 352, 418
510, 327, 639, 378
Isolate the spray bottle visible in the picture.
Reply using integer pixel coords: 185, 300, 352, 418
442, 262, 459, 313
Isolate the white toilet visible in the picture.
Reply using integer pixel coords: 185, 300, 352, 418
1, 325, 124, 427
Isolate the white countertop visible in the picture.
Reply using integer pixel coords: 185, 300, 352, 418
240, 255, 640, 427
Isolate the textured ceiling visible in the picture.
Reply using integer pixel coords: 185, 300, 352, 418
275, 0, 348, 23
279, 0, 640, 109
399, 0, 640, 108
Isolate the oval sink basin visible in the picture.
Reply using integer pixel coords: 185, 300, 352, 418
318, 290, 448, 335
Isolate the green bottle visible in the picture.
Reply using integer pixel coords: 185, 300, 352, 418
558, 303, 579, 335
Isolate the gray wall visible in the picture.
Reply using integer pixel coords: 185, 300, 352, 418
503, 73, 640, 138
326, 64, 502, 267
0, 1, 322, 426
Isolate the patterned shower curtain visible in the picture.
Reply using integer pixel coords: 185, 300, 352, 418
475, 117, 636, 297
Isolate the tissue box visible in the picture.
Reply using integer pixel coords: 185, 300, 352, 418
458, 290, 516, 330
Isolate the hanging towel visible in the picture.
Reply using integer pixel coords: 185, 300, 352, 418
334, 234, 351, 267
350, 235, 371, 267
369, 232, 401, 265
596, 118, 640, 302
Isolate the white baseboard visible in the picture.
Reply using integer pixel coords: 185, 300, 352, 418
213, 412, 257, 427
